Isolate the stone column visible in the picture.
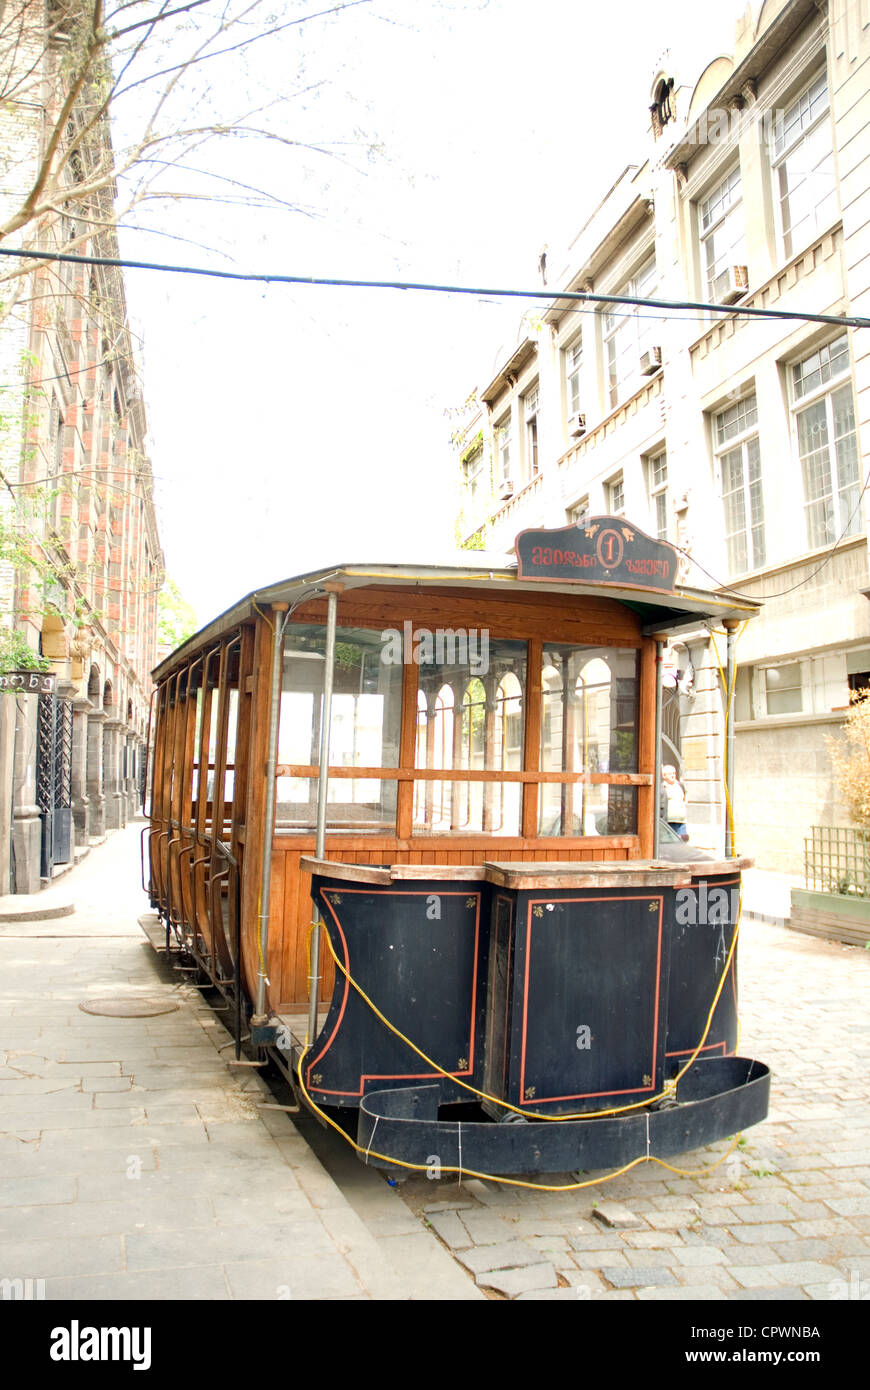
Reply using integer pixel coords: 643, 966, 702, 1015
104, 718, 126, 830
86, 708, 106, 840
11, 694, 42, 893
123, 733, 135, 816
0, 694, 17, 894
71, 696, 92, 844
55, 679, 77, 867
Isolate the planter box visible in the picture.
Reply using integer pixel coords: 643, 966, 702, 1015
789, 888, 870, 948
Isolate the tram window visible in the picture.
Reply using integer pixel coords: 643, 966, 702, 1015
276, 626, 402, 829
539, 646, 639, 836
414, 640, 526, 835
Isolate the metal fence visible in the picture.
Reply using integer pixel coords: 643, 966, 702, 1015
804, 825, 870, 898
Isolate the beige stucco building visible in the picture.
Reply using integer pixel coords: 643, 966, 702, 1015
456, 0, 870, 873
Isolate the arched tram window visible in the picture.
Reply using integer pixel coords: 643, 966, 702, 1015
539, 646, 639, 837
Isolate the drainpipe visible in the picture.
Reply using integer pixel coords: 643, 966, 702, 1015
653, 636, 666, 860
307, 588, 338, 1045
723, 619, 740, 860
254, 603, 289, 1021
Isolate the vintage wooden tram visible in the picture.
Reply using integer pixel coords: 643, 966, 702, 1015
145, 520, 770, 1175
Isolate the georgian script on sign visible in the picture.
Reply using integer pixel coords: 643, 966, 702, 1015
515, 519, 678, 592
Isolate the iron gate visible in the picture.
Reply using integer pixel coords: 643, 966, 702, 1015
36, 694, 73, 878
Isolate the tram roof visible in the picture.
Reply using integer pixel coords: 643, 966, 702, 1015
153, 555, 760, 679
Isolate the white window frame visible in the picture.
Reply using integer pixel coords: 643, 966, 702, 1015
603, 257, 658, 410
714, 393, 765, 576
607, 474, 625, 518
523, 385, 539, 479
647, 450, 668, 540
564, 334, 583, 417
461, 442, 485, 509
790, 334, 860, 551
771, 67, 837, 260
494, 414, 512, 485
699, 164, 746, 302
760, 659, 805, 717
567, 496, 589, 528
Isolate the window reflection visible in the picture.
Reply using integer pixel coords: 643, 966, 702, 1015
276, 626, 402, 828
539, 646, 639, 836
414, 640, 527, 834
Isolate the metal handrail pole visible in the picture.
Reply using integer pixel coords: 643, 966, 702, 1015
254, 604, 289, 1020
308, 589, 338, 1045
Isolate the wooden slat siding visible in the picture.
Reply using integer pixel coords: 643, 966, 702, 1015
272, 834, 635, 1001
638, 636, 657, 859
167, 673, 185, 924
193, 654, 217, 959
231, 623, 256, 849
291, 587, 642, 646
240, 614, 274, 1007
148, 682, 167, 902
228, 624, 256, 990
178, 672, 200, 934
281, 764, 652, 785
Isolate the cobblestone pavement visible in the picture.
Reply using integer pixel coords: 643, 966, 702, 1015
395, 917, 870, 1302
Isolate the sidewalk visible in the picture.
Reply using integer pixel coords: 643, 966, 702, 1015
740, 867, 802, 926
0, 823, 480, 1301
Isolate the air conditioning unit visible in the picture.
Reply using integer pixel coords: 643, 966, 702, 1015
640, 345, 662, 375
568, 413, 587, 439
713, 264, 749, 305
498, 475, 515, 501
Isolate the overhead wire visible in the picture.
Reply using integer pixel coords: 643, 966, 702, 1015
2, 244, 869, 331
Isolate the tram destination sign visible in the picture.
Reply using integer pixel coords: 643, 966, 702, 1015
515, 518, 678, 593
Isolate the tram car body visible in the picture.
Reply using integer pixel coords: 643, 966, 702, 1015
145, 521, 770, 1175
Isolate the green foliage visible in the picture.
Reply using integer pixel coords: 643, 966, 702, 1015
460, 527, 486, 552
334, 641, 362, 671
0, 626, 50, 672
157, 579, 197, 650
828, 689, 870, 826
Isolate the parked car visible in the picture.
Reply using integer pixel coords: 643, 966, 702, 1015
656, 819, 715, 863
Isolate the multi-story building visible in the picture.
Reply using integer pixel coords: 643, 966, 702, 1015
0, 2, 163, 892
456, 0, 870, 873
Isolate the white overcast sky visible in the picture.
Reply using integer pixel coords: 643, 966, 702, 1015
118, 0, 750, 628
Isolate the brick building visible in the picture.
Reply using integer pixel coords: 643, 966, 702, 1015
0, 1, 163, 891
456, 0, 870, 873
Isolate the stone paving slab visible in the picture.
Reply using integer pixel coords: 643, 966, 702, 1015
396, 913, 870, 1301
0, 826, 478, 1302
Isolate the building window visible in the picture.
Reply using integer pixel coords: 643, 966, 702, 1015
700, 164, 746, 302
650, 77, 675, 139
764, 662, 803, 715
847, 648, 870, 699
791, 335, 859, 550
461, 443, 485, 510
714, 394, 765, 575
603, 257, 658, 409
772, 68, 837, 260
524, 386, 539, 478
494, 415, 512, 486
564, 335, 583, 417
607, 474, 625, 517
567, 496, 589, 527
647, 450, 668, 540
